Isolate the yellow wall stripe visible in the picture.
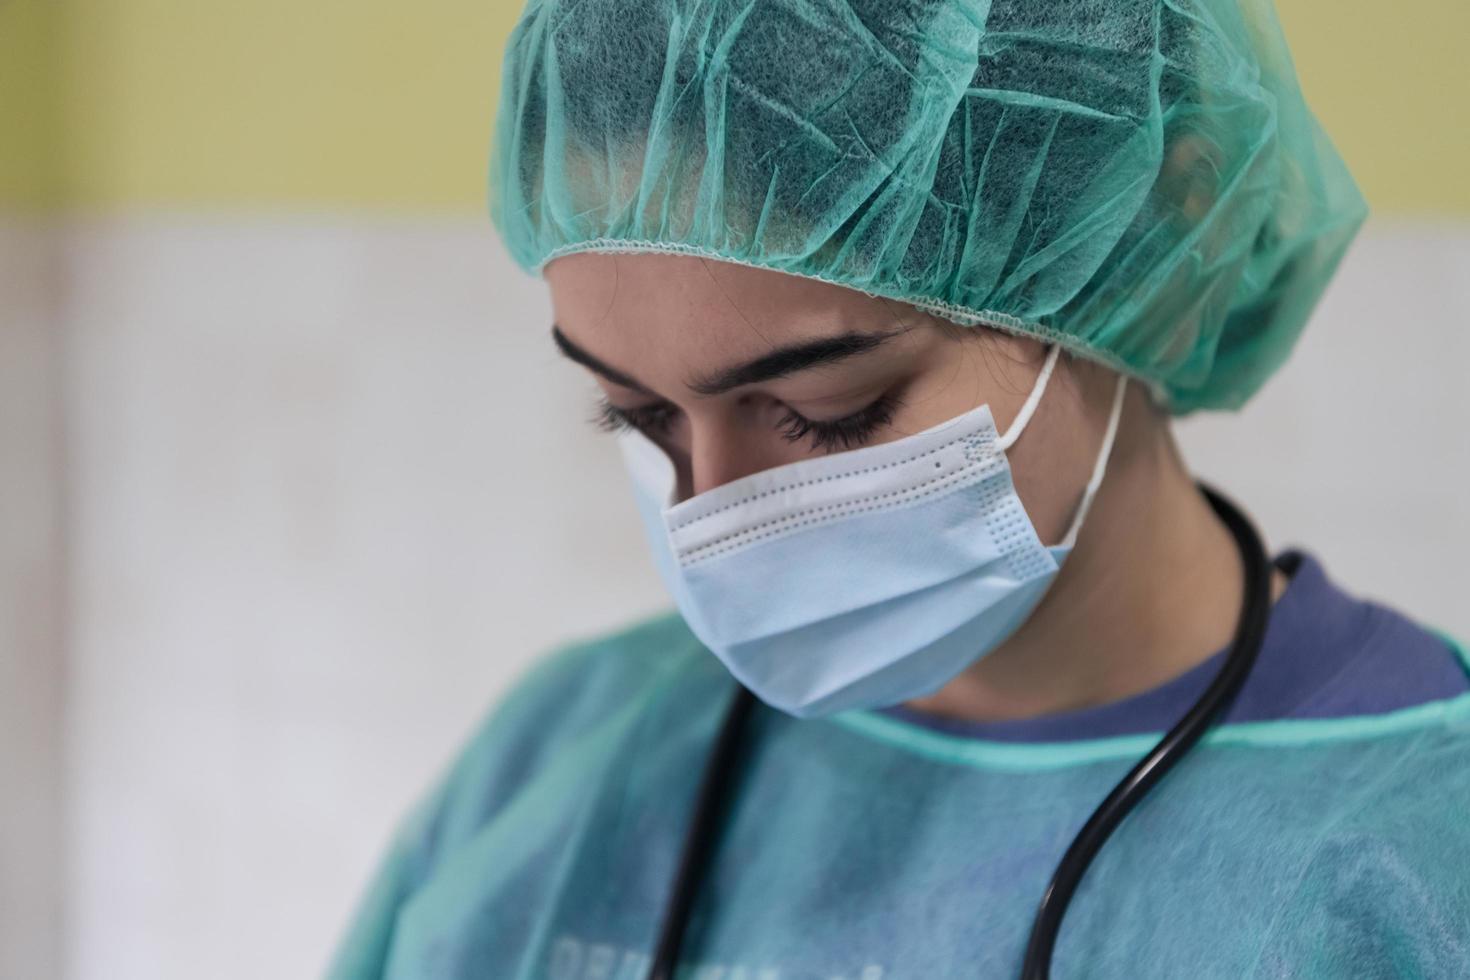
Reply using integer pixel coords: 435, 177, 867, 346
2, 0, 1466, 214
0, 0, 63, 208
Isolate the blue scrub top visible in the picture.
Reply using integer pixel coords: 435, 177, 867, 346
875, 551, 1468, 740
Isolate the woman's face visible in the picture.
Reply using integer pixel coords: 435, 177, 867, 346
544, 252, 1119, 545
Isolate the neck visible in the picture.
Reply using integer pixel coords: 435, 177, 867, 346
903, 397, 1283, 724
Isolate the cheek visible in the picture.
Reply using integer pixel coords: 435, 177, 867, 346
1002, 390, 1100, 546
875, 342, 1097, 544
878, 349, 1001, 435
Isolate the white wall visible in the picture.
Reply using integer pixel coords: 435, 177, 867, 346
4, 215, 1467, 980
0, 221, 66, 980
1179, 224, 1470, 628
57, 216, 669, 980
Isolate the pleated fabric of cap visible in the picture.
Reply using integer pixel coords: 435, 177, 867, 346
488, 0, 1368, 412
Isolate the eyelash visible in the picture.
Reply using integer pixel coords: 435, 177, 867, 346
775, 392, 899, 452
595, 400, 678, 435
594, 392, 900, 453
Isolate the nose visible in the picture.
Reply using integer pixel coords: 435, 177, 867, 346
679, 419, 792, 500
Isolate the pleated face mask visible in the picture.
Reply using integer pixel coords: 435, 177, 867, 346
617, 346, 1128, 718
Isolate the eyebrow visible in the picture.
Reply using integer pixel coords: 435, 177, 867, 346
551, 325, 654, 394
551, 324, 902, 398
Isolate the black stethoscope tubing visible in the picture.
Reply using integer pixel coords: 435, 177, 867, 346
646, 482, 1273, 980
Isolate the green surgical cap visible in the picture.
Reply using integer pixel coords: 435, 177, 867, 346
488, 0, 1368, 412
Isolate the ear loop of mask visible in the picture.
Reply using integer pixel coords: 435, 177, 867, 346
1058, 373, 1128, 548
995, 344, 1062, 453
992, 343, 1130, 550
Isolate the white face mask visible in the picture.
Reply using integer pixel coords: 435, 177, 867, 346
617, 345, 1128, 719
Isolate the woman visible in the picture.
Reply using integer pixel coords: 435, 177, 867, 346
330, 0, 1470, 977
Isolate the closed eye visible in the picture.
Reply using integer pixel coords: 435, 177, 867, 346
594, 399, 677, 435
776, 391, 901, 452
591, 391, 903, 453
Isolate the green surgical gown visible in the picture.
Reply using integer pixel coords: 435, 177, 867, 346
327, 612, 1470, 979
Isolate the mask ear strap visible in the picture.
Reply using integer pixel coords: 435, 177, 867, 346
1057, 373, 1129, 549
996, 344, 1062, 452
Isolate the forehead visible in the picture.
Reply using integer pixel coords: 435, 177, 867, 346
544, 251, 910, 355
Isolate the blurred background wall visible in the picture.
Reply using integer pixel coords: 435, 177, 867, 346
1, 1, 1466, 978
